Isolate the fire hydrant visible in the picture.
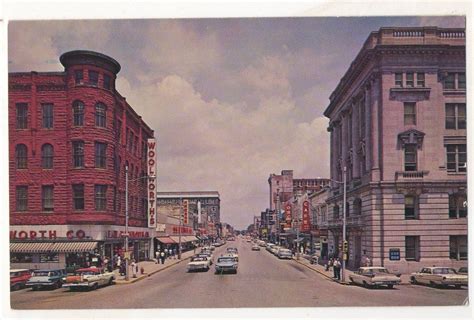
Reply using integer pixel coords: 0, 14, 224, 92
140, 267, 145, 275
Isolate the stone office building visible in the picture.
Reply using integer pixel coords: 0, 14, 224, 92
323, 27, 466, 273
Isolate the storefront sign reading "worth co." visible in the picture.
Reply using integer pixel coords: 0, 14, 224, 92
10, 229, 87, 240
147, 138, 157, 229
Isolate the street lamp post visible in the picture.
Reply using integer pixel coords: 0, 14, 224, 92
178, 197, 182, 259
276, 189, 280, 245
342, 166, 347, 283
125, 165, 129, 281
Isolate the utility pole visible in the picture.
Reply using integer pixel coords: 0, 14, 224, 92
125, 165, 129, 281
276, 188, 280, 245
178, 197, 182, 259
342, 166, 347, 283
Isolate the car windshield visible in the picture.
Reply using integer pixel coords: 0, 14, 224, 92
32, 271, 50, 276
218, 257, 235, 263
433, 268, 457, 275
363, 268, 388, 275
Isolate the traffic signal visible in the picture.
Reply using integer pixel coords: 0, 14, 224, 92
343, 240, 348, 253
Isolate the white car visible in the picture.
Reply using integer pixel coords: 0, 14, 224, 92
270, 246, 281, 255
277, 248, 292, 259
266, 243, 276, 252
349, 267, 401, 289
252, 244, 261, 251
187, 256, 211, 272
62, 267, 115, 291
410, 267, 468, 288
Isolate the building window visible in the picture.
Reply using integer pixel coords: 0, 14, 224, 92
449, 194, 467, 218
41, 144, 54, 169
404, 102, 416, 125
405, 236, 420, 261
95, 142, 107, 168
104, 74, 111, 90
15, 144, 28, 169
395, 73, 403, 87
116, 120, 122, 141
72, 141, 84, 168
404, 144, 417, 171
75, 69, 84, 84
445, 73, 455, 89
89, 70, 99, 86
444, 72, 465, 90
95, 103, 106, 127
72, 184, 85, 210
405, 195, 419, 219
16, 186, 28, 211
333, 205, 340, 219
42, 103, 53, 128
458, 73, 466, 89
353, 198, 362, 215
445, 103, 466, 130
446, 144, 466, 173
73, 101, 84, 126
16, 103, 28, 129
95, 185, 107, 211
450, 235, 467, 260
416, 73, 425, 87
42, 185, 54, 211
406, 72, 414, 87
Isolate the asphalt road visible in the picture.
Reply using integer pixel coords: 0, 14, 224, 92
10, 238, 468, 309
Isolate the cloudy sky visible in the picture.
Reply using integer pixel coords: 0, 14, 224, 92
8, 14, 465, 229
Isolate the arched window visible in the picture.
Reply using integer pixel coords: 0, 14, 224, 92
95, 103, 106, 127
353, 198, 362, 215
41, 144, 54, 169
15, 144, 28, 169
72, 101, 84, 126
333, 205, 340, 220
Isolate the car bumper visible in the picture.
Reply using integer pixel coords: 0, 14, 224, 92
440, 280, 468, 286
215, 267, 237, 272
26, 282, 55, 287
188, 265, 207, 271
371, 281, 400, 286
62, 283, 92, 288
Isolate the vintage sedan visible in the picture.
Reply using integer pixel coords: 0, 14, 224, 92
26, 268, 67, 290
349, 267, 401, 289
215, 256, 238, 274
410, 267, 468, 288
458, 267, 468, 275
251, 244, 261, 251
62, 267, 115, 291
226, 247, 239, 261
10, 269, 32, 291
196, 253, 213, 265
277, 248, 293, 259
187, 256, 211, 272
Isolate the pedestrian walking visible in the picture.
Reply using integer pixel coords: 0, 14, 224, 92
173, 248, 177, 259
155, 250, 160, 264
131, 259, 137, 278
334, 258, 342, 280
160, 250, 165, 264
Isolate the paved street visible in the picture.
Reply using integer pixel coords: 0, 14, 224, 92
10, 238, 468, 309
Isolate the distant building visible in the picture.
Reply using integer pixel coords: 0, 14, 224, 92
324, 27, 466, 273
9, 50, 155, 270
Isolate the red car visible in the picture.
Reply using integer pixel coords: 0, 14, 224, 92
10, 269, 32, 291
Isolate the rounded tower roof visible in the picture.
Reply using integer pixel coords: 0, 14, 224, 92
60, 50, 121, 74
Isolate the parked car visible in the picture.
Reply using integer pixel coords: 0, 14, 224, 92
309, 254, 319, 265
270, 246, 281, 255
196, 253, 213, 265
10, 269, 32, 291
251, 244, 261, 251
266, 243, 275, 252
258, 240, 266, 247
410, 267, 468, 288
277, 248, 293, 259
26, 268, 67, 290
226, 247, 239, 261
62, 267, 115, 291
215, 256, 238, 274
349, 267, 401, 289
458, 267, 468, 275
187, 256, 211, 272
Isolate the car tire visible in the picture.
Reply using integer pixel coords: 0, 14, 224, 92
92, 283, 99, 291
455, 284, 461, 289
387, 284, 394, 289
108, 277, 114, 286
54, 281, 62, 289
349, 277, 353, 283
12, 283, 21, 291
363, 281, 368, 288
410, 277, 417, 285
429, 281, 436, 288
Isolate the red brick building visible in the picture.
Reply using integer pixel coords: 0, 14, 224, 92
9, 50, 156, 270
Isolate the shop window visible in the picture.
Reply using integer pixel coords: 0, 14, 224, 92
16, 186, 28, 211
10, 253, 33, 263
42, 185, 54, 211
73, 184, 84, 210
42, 103, 54, 129
95, 142, 107, 168
75, 69, 84, 84
449, 194, 467, 218
404, 144, 417, 171
72, 101, 84, 126
95, 103, 107, 127
450, 235, 467, 260
95, 185, 107, 211
405, 195, 419, 219
16, 103, 28, 129
72, 140, 84, 168
89, 70, 99, 86
405, 236, 420, 261
446, 144, 466, 173
15, 144, 28, 169
404, 102, 416, 125
41, 144, 54, 169
39, 253, 59, 263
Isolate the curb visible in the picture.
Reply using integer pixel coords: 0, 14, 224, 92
115, 256, 193, 285
292, 258, 351, 285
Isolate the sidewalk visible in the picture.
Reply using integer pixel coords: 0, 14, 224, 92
293, 254, 412, 285
113, 250, 196, 285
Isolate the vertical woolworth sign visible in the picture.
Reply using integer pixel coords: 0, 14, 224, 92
147, 138, 157, 228
302, 200, 310, 232
285, 204, 292, 228
183, 199, 189, 224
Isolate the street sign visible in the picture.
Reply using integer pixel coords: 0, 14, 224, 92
124, 251, 131, 259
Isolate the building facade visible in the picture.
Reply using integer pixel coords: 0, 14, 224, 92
9, 50, 155, 270
323, 27, 466, 273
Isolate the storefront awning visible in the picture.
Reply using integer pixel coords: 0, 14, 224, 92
50, 242, 98, 253
10, 242, 54, 253
169, 236, 195, 243
185, 236, 198, 242
10, 241, 98, 253
156, 237, 176, 244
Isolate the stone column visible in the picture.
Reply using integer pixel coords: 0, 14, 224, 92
370, 76, 381, 181
352, 100, 360, 179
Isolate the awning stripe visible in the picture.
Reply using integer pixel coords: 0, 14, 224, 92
156, 237, 176, 244
10, 242, 98, 253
